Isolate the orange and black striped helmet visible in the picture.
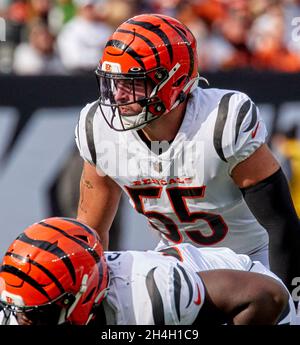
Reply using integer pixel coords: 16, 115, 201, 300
96, 13, 199, 131
0, 217, 108, 325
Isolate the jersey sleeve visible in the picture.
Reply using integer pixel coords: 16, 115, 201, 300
216, 92, 268, 174
75, 101, 99, 167
131, 255, 205, 325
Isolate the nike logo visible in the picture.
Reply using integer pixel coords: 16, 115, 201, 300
251, 121, 260, 138
194, 284, 202, 305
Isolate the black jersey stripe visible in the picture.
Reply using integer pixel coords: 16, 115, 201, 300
158, 247, 183, 261
155, 15, 194, 77
173, 267, 181, 322
127, 19, 173, 63
213, 92, 235, 162
85, 102, 98, 166
39, 221, 103, 290
5, 252, 65, 295
17, 232, 76, 285
116, 29, 160, 68
0, 265, 51, 300
146, 267, 165, 325
243, 102, 258, 132
248, 261, 255, 271
176, 264, 193, 308
235, 99, 251, 144
105, 39, 146, 70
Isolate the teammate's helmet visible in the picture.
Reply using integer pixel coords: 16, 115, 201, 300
96, 13, 199, 131
0, 217, 108, 325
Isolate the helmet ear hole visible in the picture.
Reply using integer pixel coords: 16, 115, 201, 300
149, 102, 165, 115
173, 75, 187, 87
155, 105, 164, 113
74, 235, 89, 243
153, 69, 168, 82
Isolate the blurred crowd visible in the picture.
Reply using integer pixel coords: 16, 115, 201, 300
1, 0, 300, 75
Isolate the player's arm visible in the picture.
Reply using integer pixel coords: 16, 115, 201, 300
222, 93, 300, 289
231, 143, 279, 187
231, 144, 300, 288
194, 269, 289, 325
77, 161, 122, 250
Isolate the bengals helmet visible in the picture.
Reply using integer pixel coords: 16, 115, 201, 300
0, 217, 108, 325
96, 13, 199, 131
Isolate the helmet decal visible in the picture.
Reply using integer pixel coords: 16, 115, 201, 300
102, 61, 122, 73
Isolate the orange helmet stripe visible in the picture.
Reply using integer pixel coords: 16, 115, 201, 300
116, 28, 160, 68
155, 15, 195, 77
61, 218, 99, 238
39, 221, 103, 290
126, 18, 174, 63
105, 39, 146, 70
5, 251, 65, 295
18, 231, 77, 284
0, 264, 52, 301
39, 221, 101, 264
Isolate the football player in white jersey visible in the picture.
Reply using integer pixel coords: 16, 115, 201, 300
0, 218, 297, 325
74, 14, 300, 291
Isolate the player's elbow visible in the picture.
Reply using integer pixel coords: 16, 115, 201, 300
234, 277, 289, 325
255, 280, 289, 324
269, 284, 290, 323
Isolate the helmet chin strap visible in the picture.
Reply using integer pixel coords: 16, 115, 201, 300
58, 274, 88, 325
121, 110, 152, 130
121, 108, 160, 130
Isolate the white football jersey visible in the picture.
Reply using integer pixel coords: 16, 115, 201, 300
75, 87, 269, 255
103, 245, 206, 325
103, 244, 296, 325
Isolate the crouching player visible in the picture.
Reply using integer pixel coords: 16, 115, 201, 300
0, 218, 297, 325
